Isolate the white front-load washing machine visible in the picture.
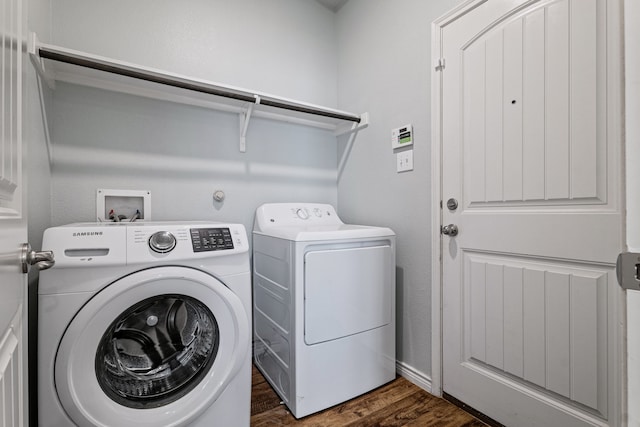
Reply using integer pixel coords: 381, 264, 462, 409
252, 203, 396, 418
38, 222, 251, 427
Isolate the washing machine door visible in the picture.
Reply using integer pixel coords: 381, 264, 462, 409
54, 266, 249, 427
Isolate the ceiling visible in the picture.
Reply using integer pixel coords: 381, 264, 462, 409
315, 0, 349, 12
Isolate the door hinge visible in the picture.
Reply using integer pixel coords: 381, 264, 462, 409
616, 252, 640, 290
435, 58, 445, 72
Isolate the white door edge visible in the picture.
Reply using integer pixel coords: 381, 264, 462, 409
430, 0, 489, 399
624, 0, 640, 425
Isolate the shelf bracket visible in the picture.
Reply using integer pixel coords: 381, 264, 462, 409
334, 112, 369, 137
336, 112, 369, 181
239, 95, 261, 152
27, 32, 56, 89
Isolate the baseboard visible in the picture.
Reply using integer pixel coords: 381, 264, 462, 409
395, 361, 432, 393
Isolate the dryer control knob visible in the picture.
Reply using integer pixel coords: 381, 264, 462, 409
296, 208, 309, 220
149, 231, 177, 253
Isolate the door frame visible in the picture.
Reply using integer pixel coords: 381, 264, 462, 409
430, 0, 489, 398
429, 2, 626, 419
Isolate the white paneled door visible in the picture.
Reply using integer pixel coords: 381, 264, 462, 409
439, 0, 623, 426
0, 0, 27, 425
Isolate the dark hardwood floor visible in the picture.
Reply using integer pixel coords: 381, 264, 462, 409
250, 365, 487, 427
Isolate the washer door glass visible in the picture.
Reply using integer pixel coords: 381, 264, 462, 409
54, 266, 250, 427
96, 294, 219, 408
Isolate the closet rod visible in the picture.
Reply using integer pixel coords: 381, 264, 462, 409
38, 47, 362, 124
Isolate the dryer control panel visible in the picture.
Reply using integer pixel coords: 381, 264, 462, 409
254, 203, 343, 231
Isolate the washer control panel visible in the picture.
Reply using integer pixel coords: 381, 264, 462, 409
44, 222, 249, 267
190, 227, 234, 252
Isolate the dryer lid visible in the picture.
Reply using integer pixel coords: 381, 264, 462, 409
254, 224, 395, 241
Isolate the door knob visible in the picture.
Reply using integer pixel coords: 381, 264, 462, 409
441, 224, 459, 236
21, 243, 55, 273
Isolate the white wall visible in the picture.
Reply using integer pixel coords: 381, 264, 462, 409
52, 0, 337, 107
625, 0, 640, 424
50, 83, 338, 230
48, 0, 340, 233
335, 0, 464, 384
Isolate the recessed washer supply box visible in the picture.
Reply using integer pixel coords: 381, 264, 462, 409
96, 189, 151, 222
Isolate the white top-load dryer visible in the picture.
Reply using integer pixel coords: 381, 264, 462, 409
252, 203, 396, 418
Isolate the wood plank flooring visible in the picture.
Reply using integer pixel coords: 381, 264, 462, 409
250, 365, 487, 427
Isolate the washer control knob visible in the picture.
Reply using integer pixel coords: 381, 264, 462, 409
149, 231, 177, 253
296, 208, 309, 220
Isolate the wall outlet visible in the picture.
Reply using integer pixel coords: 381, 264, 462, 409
396, 150, 413, 172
